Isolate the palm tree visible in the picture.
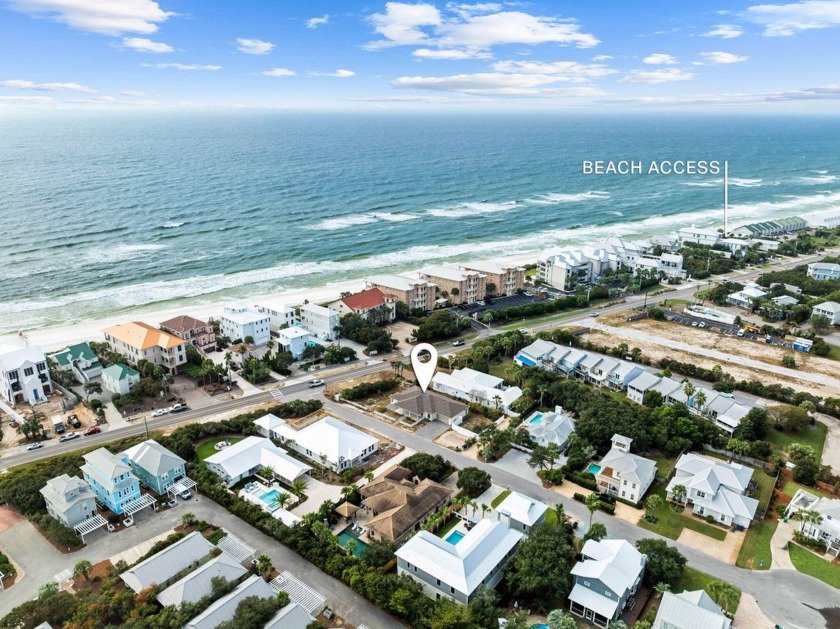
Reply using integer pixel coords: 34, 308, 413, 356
682, 381, 696, 399
340, 484, 359, 502
671, 484, 688, 504
792, 509, 823, 536
363, 471, 375, 484
693, 390, 707, 414
255, 553, 273, 579
268, 492, 291, 511
536, 384, 549, 406
492, 394, 503, 410
609, 620, 629, 629
181, 512, 198, 527
481, 503, 489, 519
585, 492, 601, 529
260, 466, 275, 482
645, 494, 663, 514
74, 559, 92, 582
654, 582, 671, 599
707, 581, 739, 614
291, 477, 308, 497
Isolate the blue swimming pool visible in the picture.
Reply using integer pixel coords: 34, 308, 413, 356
258, 489, 282, 506
446, 530, 466, 545
529, 412, 543, 424
587, 463, 602, 475
338, 527, 370, 557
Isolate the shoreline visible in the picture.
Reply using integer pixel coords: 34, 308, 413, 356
5, 251, 539, 353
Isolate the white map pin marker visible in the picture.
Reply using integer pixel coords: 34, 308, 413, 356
410, 343, 438, 393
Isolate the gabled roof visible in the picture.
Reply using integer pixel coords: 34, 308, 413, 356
102, 321, 184, 350
496, 491, 548, 526
599, 447, 656, 486
205, 436, 311, 481
264, 603, 315, 629
156, 553, 247, 607
102, 363, 139, 382
396, 519, 523, 595
0, 342, 47, 372
253, 413, 286, 433
653, 590, 730, 629
390, 387, 468, 420
186, 575, 274, 629
81, 448, 133, 491
159, 315, 209, 334
627, 371, 661, 392
40, 474, 94, 512
527, 407, 575, 447
814, 301, 840, 314
667, 454, 758, 520
341, 288, 394, 311
573, 539, 644, 596
51, 342, 97, 366
122, 439, 185, 477
285, 416, 379, 466
121, 531, 213, 593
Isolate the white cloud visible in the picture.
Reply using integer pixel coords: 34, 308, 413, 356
306, 14, 329, 29
700, 51, 749, 64
413, 48, 492, 59
592, 54, 613, 61
7, 0, 174, 35
642, 53, 678, 65
0, 95, 54, 104
121, 90, 147, 96
746, 0, 840, 36
703, 24, 744, 38
310, 69, 355, 78
618, 68, 695, 84
236, 38, 275, 55
365, 3, 599, 51
393, 72, 605, 96
599, 82, 840, 105
261, 68, 296, 77
142, 63, 221, 71
0, 79, 96, 93
346, 94, 489, 104
491, 60, 617, 82
121, 37, 173, 53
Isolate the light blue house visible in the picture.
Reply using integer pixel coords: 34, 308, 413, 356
122, 439, 187, 495
81, 447, 142, 514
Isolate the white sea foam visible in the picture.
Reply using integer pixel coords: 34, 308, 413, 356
526, 191, 610, 204
610, 211, 624, 216
84, 243, 167, 263
161, 221, 186, 228
314, 212, 420, 230
799, 174, 837, 184
682, 178, 762, 188
425, 201, 518, 218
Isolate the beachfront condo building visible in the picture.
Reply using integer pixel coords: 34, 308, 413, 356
0, 338, 52, 406
256, 304, 298, 331
366, 274, 437, 312
678, 225, 722, 246
102, 321, 188, 373
330, 288, 397, 323
299, 303, 340, 340
159, 315, 216, 353
419, 266, 487, 305
218, 304, 271, 346
459, 262, 524, 296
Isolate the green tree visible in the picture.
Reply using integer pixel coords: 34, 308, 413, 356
456, 467, 491, 498
547, 609, 577, 629
645, 494, 663, 514
811, 314, 831, 333
73, 559, 92, 582
467, 584, 500, 629
635, 539, 687, 587
583, 522, 607, 543
505, 522, 577, 612
671, 484, 687, 504
424, 598, 480, 629
216, 595, 279, 629
291, 477, 309, 496
585, 492, 601, 529
255, 553, 273, 579
781, 354, 797, 369
82, 382, 102, 402
707, 581, 739, 614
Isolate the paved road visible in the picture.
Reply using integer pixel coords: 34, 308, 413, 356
318, 398, 839, 629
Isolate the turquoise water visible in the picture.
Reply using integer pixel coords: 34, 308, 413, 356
446, 530, 466, 545
587, 463, 602, 475
530, 625, 549, 629
259, 489, 282, 506
3, 114, 840, 333
529, 413, 543, 424
338, 528, 369, 557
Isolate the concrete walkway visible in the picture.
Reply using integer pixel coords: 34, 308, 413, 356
734, 592, 775, 629
770, 519, 797, 571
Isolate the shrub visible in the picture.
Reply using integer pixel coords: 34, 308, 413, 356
340, 379, 400, 402
598, 502, 615, 515
573, 492, 586, 503
540, 469, 565, 485
402, 453, 454, 482
457, 467, 491, 498
706, 515, 716, 524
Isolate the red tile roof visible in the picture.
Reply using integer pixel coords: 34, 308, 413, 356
159, 315, 209, 334
341, 287, 394, 312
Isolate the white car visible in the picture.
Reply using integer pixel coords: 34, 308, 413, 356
308, 379, 325, 388
26, 442, 43, 451
698, 322, 706, 328
589, 312, 599, 317
151, 408, 168, 417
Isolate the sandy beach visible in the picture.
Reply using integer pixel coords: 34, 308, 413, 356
2, 252, 538, 353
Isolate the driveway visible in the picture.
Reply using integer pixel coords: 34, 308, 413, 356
291, 476, 343, 516
816, 412, 840, 472
493, 449, 531, 477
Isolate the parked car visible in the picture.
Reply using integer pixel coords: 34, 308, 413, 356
452, 340, 465, 346
589, 311, 599, 317
476, 300, 485, 306
26, 442, 43, 451
597, 493, 616, 505
736, 329, 745, 337
59, 432, 79, 443
169, 403, 188, 413
698, 322, 707, 328
691, 321, 699, 327
179, 489, 192, 500
83, 426, 101, 436
151, 408, 168, 417
67, 414, 81, 428
308, 379, 325, 388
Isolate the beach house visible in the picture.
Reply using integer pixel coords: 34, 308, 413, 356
812, 301, 840, 325
726, 283, 767, 309
431, 367, 522, 414
678, 226, 722, 246
299, 302, 340, 340
514, 339, 570, 370
159, 315, 216, 353
459, 261, 524, 296
101, 363, 140, 395
330, 287, 397, 322
666, 453, 759, 528
81, 448, 142, 515
121, 531, 213, 593
269, 415, 379, 472
419, 266, 487, 305
785, 489, 840, 557
594, 435, 657, 505
40, 474, 98, 529
186, 575, 275, 629
102, 321, 187, 373
525, 406, 575, 451
156, 553, 248, 608
568, 539, 646, 628
276, 326, 310, 359
0, 339, 52, 405
367, 274, 437, 312
395, 518, 523, 603
218, 304, 270, 346
205, 436, 311, 487
495, 491, 548, 534
731, 216, 806, 238
652, 590, 731, 629
389, 387, 468, 426
255, 304, 298, 331
807, 262, 840, 281
626, 371, 661, 404
49, 342, 102, 382
121, 439, 188, 495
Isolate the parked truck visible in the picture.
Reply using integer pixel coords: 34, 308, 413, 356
51, 415, 65, 434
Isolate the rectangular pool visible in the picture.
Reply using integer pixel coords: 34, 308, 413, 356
338, 527, 370, 557
258, 489, 282, 506
587, 463, 602, 475
446, 530, 466, 545
528, 412, 543, 425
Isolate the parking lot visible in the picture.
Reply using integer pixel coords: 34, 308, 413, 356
449, 293, 541, 317
664, 311, 788, 346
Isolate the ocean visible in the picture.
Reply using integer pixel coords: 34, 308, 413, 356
1, 112, 839, 334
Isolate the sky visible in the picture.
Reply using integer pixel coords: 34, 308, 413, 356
1, 0, 840, 111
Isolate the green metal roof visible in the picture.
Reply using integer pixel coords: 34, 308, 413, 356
53, 342, 97, 366
102, 363, 140, 381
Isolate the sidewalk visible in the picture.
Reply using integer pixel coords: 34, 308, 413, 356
769, 519, 796, 570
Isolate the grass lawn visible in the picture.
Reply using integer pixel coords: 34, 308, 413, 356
181, 363, 203, 378
637, 485, 728, 542
677, 567, 742, 614
751, 469, 777, 513
491, 489, 511, 509
196, 437, 243, 462
489, 359, 515, 381
545, 507, 558, 526
789, 543, 840, 588
649, 452, 679, 478
736, 519, 777, 570
782, 481, 831, 499
436, 517, 460, 538
767, 422, 827, 461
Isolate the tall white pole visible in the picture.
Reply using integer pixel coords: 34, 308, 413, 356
724, 160, 729, 237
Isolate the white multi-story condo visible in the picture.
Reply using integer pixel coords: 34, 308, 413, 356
678, 226, 722, 246
366, 274, 437, 311
299, 303, 340, 340
0, 338, 52, 405
255, 304, 298, 331
102, 321, 188, 373
218, 304, 271, 346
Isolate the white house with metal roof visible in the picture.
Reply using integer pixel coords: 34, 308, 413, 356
594, 435, 657, 505
786, 489, 840, 557
807, 262, 840, 281
186, 574, 275, 629
276, 326, 311, 359
205, 436, 311, 487
626, 371, 661, 404
514, 339, 571, 369
40, 474, 98, 529
269, 415, 379, 472
726, 283, 767, 309
218, 304, 271, 346
568, 539, 646, 628
812, 301, 840, 325
396, 518, 523, 603
122, 439, 188, 495
264, 602, 316, 629
526, 406, 575, 451
0, 339, 52, 406
652, 590, 731, 629
121, 531, 213, 593
495, 491, 548, 534
431, 367, 522, 414
156, 553, 247, 607
667, 453, 759, 528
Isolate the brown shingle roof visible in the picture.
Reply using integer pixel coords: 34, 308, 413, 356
159, 315, 209, 335
390, 387, 468, 420
360, 465, 452, 542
